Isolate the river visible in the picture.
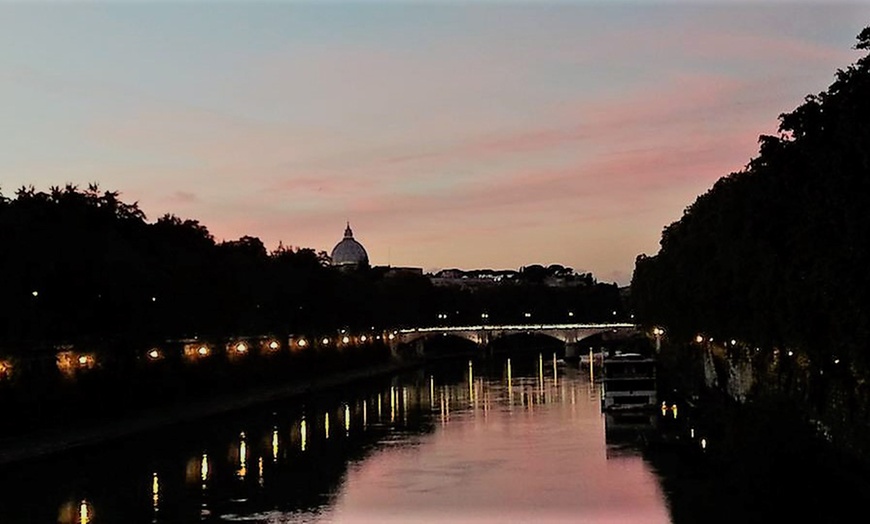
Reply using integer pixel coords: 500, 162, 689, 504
0, 351, 868, 523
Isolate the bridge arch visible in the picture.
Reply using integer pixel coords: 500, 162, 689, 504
488, 332, 566, 355
394, 332, 479, 359
391, 323, 640, 358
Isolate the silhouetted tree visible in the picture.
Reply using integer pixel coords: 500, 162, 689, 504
631, 26, 870, 372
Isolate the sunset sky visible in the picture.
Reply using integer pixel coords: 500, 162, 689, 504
2, 1, 869, 285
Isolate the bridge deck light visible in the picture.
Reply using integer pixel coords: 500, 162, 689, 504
342, 336, 350, 344
388, 333, 395, 340
322, 337, 330, 345
198, 346, 209, 356
360, 335, 367, 342
298, 338, 307, 348
236, 342, 248, 353
269, 340, 279, 350
695, 335, 704, 343
148, 349, 161, 360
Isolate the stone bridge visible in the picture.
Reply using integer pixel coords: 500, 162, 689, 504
390, 323, 640, 357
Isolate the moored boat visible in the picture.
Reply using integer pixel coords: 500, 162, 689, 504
600, 350, 657, 412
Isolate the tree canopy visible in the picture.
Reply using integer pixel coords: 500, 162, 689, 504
0, 185, 622, 351
631, 27, 870, 371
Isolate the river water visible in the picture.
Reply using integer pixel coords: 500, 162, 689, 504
0, 352, 867, 523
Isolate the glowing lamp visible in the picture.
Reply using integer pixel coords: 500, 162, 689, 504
269, 341, 279, 350
148, 349, 160, 359
236, 343, 247, 353
342, 336, 350, 344
198, 346, 208, 356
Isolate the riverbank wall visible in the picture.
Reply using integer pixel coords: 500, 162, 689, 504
0, 339, 424, 466
657, 339, 870, 467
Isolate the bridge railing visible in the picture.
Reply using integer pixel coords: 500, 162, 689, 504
397, 323, 638, 334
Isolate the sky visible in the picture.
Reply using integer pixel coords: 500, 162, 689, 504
2, 1, 869, 285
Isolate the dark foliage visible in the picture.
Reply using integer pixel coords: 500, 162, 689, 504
0, 184, 623, 352
631, 27, 870, 372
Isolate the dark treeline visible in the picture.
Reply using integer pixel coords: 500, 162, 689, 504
631, 28, 870, 372
0, 184, 623, 352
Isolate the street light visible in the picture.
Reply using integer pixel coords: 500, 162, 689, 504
652, 327, 664, 351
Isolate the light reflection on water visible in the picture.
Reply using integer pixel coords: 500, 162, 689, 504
2, 353, 674, 523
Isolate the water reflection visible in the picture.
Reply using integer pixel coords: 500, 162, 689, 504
200, 453, 209, 484
2, 354, 868, 523
237, 433, 247, 480
152, 472, 159, 513
272, 427, 279, 461
79, 500, 90, 524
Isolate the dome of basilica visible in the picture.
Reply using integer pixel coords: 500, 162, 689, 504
331, 223, 369, 268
